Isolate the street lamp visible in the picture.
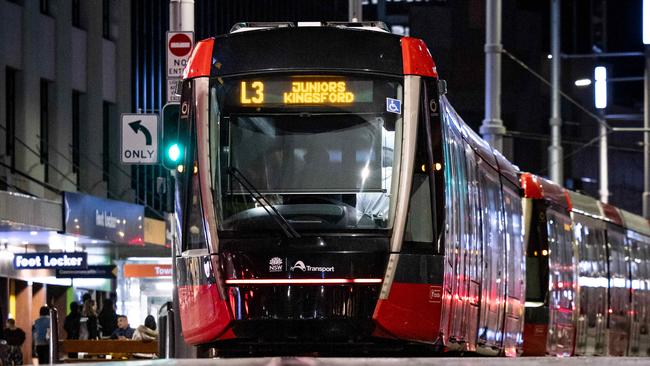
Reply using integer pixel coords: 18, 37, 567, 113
595, 66, 609, 203
595, 66, 607, 109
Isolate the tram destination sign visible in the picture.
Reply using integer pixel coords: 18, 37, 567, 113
237, 78, 374, 106
14, 252, 88, 270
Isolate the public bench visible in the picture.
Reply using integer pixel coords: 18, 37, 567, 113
58, 339, 158, 362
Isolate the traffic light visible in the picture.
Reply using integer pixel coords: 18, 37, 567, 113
161, 103, 183, 170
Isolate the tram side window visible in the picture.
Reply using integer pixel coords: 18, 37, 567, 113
525, 201, 549, 303
503, 183, 524, 301
573, 218, 608, 326
607, 229, 629, 319
628, 236, 644, 323
547, 209, 574, 311
404, 79, 443, 250
182, 141, 208, 252
403, 119, 433, 245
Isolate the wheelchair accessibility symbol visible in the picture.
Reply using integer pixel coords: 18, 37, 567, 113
386, 98, 402, 114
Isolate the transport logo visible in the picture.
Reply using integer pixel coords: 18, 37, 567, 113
290, 260, 334, 273
269, 257, 283, 272
290, 261, 307, 272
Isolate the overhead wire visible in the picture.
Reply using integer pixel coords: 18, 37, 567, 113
502, 48, 610, 130
501, 48, 617, 173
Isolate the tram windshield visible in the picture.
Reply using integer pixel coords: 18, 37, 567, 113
209, 75, 403, 233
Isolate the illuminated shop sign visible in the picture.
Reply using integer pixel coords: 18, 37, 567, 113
64, 192, 144, 245
238, 78, 373, 106
56, 265, 117, 279
14, 252, 88, 270
123, 264, 172, 278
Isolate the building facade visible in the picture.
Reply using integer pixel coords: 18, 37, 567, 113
0, 0, 133, 202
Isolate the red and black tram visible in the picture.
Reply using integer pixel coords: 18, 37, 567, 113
169, 22, 650, 356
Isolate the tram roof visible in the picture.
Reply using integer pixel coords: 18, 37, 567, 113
183, 26, 438, 79
188, 27, 403, 78
618, 207, 650, 237
566, 190, 603, 221
520, 173, 570, 211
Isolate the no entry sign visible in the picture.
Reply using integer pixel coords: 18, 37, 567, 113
167, 31, 194, 78
169, 33, 192, 56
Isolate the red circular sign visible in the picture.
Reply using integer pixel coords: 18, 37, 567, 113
169, 33, 192, 57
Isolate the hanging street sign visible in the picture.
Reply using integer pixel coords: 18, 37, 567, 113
167, 31, 194, 78
56, 265, 117, 279
121, 113, 159, 164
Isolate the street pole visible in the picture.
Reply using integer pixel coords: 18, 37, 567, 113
549, 0, 563, 184
599, 115, 609, 203
480, 0, 506, 154
595, 65, 609, 204
170, 0, 194, 32
169, 0, 194, 358
349, 0, 363, 22
643, 45, 650, 219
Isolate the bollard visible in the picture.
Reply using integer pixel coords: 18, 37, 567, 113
48, 306, 59, 364
166, 304, 175, 358
158, 301, 175, 358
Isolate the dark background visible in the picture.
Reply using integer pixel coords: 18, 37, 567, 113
132, 0, 646, 214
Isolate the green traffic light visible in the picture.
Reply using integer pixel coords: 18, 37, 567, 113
168, 143, 182, 162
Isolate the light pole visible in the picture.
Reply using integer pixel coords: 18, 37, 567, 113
549, 0, 563, 184
349, 0, 362, 22
643, 0, 650, 219
480, 0, 506, 155
595, 66, 609, 203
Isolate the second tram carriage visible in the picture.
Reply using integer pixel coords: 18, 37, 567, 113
169, 22, 650, 356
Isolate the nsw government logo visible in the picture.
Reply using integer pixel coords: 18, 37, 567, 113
269, 257, 283, 272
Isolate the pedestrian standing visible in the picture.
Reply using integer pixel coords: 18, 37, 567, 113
98, 299, 117, 338
63, 302, 81, 359
79, 299, 98, 340
32, 306, 50, 364
63, 302, 81, 340
3, 319, 25, 365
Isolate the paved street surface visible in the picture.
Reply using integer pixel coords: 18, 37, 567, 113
66, 358, 650, 366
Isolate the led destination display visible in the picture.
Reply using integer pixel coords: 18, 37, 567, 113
238, 78, 373, 106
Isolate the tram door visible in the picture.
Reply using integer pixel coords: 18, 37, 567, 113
475, 158, 506, 354
545, 208, 577, 356
605, 227, 630, 356
626, 231, 649, 356
573, 214, 608, 356
500, 179, 525, 357
439, 100, 483, 352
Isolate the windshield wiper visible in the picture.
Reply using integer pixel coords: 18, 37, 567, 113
227, 166, 300, 238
